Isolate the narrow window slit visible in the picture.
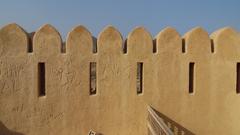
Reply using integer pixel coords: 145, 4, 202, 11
27, 32, 34, 53
61, 42, 66, 53
211, 39, 214, 53
153, 39, 157, 53
92, 37, 97, 53
189, 62, 195, 94
123, 39, 127, 54
236, 63, 240, 94
137, 62, 143, 94
182, 38, 186, 53
38, 62, 46, 97
90, 62, 97, 95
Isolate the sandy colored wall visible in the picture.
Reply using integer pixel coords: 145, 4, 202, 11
0, 23, 240, 135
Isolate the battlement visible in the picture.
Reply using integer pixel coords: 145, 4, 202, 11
1, 24, 240, 56
0, 24, 240, 135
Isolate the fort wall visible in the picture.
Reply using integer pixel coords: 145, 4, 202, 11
0, 23, 240, 135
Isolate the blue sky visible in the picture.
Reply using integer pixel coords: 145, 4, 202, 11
0, 0, 239, 38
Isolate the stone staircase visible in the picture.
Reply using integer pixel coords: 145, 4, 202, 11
147, 106, 194, 135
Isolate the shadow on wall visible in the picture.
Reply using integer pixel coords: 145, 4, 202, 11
0, 121, 25, 135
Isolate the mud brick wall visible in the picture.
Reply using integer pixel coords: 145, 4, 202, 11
0, 23, 240, 135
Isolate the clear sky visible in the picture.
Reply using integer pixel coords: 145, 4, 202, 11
0, 0, 239, 39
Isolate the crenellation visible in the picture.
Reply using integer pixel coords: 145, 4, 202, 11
211, 27, 240, 59
155, 27, 182, 55
183, 27, 212, 56
33, 24, 62, 58
97, 26, 123, 54
0, 23, 28, 57
127, 27, 153, 58
66, 25, 93, 55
